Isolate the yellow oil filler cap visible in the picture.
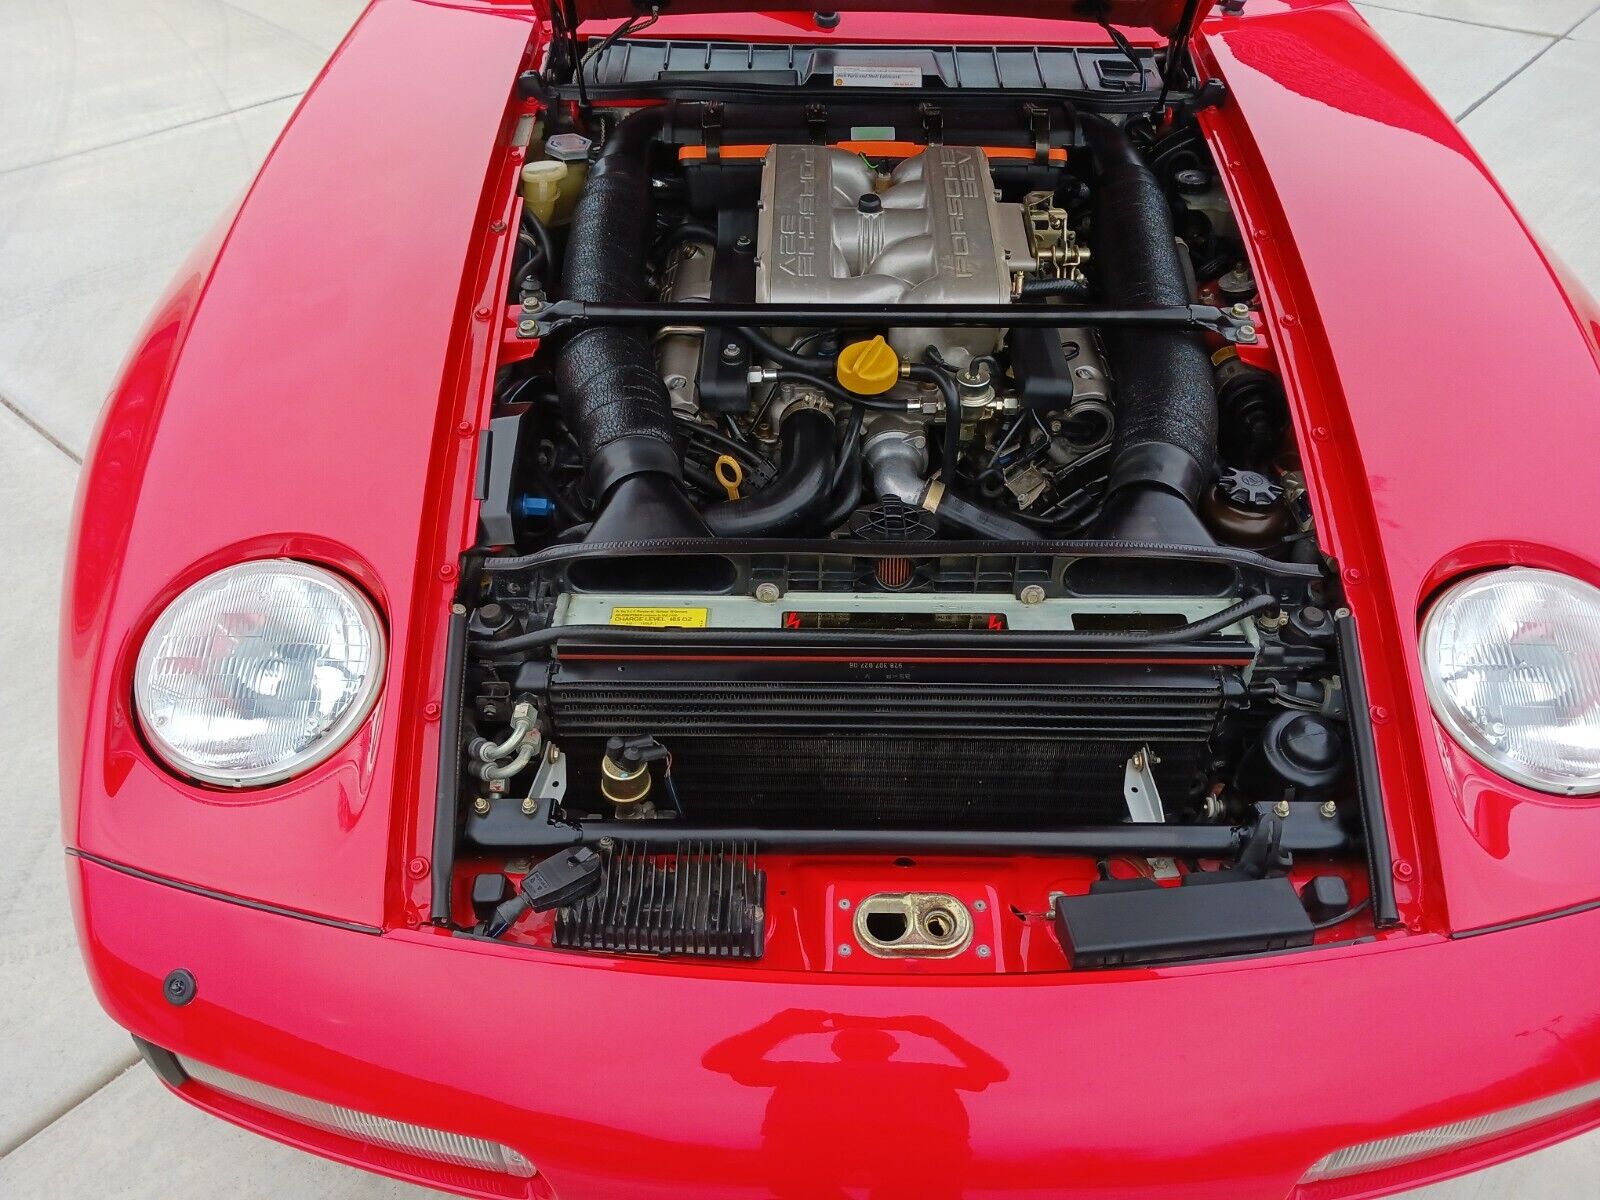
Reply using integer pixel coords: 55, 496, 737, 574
836, 335, 900, 395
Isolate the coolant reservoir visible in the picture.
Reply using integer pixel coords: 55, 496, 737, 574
520, 160, 566, 225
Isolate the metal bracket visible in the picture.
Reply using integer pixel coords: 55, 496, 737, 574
918, 102, 944, 145
701, 102, 724, 161
804, 103, 829, 144
1123, 746, 1165, 824
1023, 102, 1051, 163
523, 744, 568, 813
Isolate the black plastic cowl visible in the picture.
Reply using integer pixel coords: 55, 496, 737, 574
1080, 113, 1218, 547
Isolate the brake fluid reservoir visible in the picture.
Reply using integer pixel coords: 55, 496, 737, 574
520, 160, 566, 225
544, 133, 592, 225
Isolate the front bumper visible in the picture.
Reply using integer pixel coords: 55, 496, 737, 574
72, 855, 1600, 1200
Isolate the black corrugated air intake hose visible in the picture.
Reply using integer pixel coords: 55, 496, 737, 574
556, 106, 730, 586
1079, 113, 1217, 547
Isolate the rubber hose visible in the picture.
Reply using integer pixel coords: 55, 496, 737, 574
815, 471, 864, 535
703, 409, 837, 536
556, 105, 709, 544
935, 490, 1036, 540
1079, 113, 1218, 544
738, 326, 838, 372
1018, 277, 1093, 301
906, 364, 962, 487
768, 370, 903, 413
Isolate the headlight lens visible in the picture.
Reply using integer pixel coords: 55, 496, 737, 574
134, 561, 384, 786
1421, 567, 1600, 795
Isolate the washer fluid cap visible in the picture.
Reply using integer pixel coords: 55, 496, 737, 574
837, 335, 900, 396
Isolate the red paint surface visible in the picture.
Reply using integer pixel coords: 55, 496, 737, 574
563, 1, 1205, 33
59, 1, 1600, 1195
73, 857, 1600, 1199
463, 854, 1377, 974
1191, 3, 1600, 932
59, 0, 539, 925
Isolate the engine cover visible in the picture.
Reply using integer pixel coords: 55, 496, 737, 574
755, 144, 1026, 362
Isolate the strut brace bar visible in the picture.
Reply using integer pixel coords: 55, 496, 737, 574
517, 300, 1260, 344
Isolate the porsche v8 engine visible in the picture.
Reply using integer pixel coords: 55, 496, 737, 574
755, 144, 1034, 362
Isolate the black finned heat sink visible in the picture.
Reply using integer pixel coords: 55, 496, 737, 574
554, 841, 766, 959
548, 669, 1231, 826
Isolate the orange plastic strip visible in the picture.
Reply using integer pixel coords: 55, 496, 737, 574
678, 142, 1068, 163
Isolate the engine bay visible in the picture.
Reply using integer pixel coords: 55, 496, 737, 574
437, 41, 1388, 972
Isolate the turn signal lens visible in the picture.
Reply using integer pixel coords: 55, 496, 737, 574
1421, 568, 1600, 795
179, 1057, 536, 1178
1302, 1078, 1600, 1182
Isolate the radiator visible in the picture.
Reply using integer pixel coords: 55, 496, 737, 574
544, 659, 1238, 828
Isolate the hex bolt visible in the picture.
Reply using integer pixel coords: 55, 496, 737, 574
522, 796, 538, 815
1319, 800, 1338, 819
1272, 799, 1291, 818
735, 234, 753, 252
754, 582, 781, 603
472, 796, 492, 816
1019, 584, 1046, 605
518, 320, 538, 337
721, 342, 743, 363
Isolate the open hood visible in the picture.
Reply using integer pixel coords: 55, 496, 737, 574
554, 1, 1215, 39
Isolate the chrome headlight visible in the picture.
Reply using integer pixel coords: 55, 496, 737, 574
1421, 567, 1600, 795
134, 561, 385, 787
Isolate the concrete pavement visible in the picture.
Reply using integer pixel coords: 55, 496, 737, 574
3, 2, 1599, 1195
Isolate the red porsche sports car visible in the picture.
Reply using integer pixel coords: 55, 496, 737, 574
60, 1, 1600, 1196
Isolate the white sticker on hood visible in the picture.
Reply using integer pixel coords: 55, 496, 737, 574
832, 65, 922, 88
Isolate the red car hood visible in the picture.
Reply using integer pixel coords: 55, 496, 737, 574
549, 0, 1212, 35
60, 0, 1600, 940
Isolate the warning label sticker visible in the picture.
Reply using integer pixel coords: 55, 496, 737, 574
608, 606, 709, 628
832, 65, 922, 88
